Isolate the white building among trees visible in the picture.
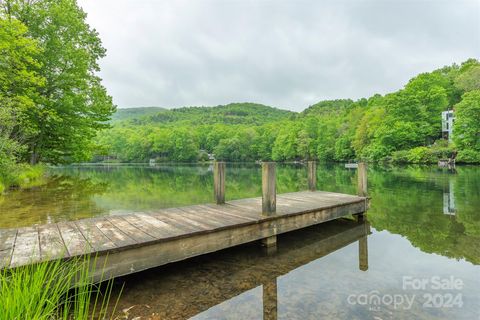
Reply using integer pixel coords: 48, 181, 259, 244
441, 110, 455, 142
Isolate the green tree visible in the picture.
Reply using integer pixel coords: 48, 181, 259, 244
170, 129, 198, 162
3, 0, 115, 164
453, 90, 480, 152
455, 66, 480, 93
0, 17, 43, 176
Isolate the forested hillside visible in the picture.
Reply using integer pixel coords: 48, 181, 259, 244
121, 103, 294, 126
112, 107, 166, 122
96, 59, 480, 164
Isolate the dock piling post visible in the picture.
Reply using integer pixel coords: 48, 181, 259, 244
357, 162, 368, 197
262, 162, 276, 215
262, 162, 277, 248
213, 161, 225, 204
307, 160, 316, 191
355, 162, 368, 221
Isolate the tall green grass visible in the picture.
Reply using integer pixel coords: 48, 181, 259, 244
0, 255, 121, 319
0, 162, 46, 193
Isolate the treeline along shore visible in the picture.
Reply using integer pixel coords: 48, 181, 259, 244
97, 59, 480, 165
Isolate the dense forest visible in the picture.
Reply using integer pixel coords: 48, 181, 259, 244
97, 59, 480, 164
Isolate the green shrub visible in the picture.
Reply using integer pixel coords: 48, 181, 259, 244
391, 150, 410, 163
456, 149, 480, 163
197, 150, 210, 162
433, 139, 449, 148
405, 147, 434, 163
391, 145, 456, 164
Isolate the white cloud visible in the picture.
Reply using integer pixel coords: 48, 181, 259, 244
78, 0, 480, 111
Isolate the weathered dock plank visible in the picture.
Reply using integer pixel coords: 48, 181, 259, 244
167, 208, 224, 229
93, 218, 137, 248
177, 206, 232, 228
39, 224, 67, 261
0, 229, 17, 268
120, 213, 184, 239
75, 219, 117, 252
11, 227, 40, 267
105, 215, 155, 243
202, 204, 259, 221
149, 209, 205, 233
57, 221, 92, 257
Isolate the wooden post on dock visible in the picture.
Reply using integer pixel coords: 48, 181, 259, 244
355, 162, 368, 221
307, 161, 316, 191
213, 161, 225, 204
262, 162, 277, 248
263, 278, 278, 320
357, 162, 367, 197
262, 162, 276, 215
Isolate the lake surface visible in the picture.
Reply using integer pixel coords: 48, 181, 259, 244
1, 163, 479, 319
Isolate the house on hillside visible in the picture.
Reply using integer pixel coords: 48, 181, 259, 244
441, 110, 455, 142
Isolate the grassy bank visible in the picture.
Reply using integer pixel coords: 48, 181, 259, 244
0, 162, 46, 194
0, 256, 120, 319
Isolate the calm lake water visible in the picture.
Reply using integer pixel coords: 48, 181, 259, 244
1, 163, 479, 319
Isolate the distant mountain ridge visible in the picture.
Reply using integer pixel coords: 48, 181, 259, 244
114, 102, 295, 125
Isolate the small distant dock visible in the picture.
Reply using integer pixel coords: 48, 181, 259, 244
0, 161, 369, 281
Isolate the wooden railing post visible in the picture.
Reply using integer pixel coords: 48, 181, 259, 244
307, 161, 316, 191
213, 161, 225, 204
262, 162, 276, 215
357, 162, 368, 197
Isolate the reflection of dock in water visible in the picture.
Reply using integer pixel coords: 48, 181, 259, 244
114, 219, 370, 320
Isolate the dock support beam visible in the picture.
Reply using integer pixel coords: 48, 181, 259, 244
261, 235, 277, 249
262, 162, 277, 248
307, 160, 316, 191
213, 161, 225, 204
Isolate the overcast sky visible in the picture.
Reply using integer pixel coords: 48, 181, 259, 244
78, 0, 480, 111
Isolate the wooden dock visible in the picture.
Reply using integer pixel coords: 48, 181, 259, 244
0, 162, 369, 282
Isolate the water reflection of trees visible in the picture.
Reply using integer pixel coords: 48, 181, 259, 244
0, 175, 108, 228
366, 166, 480, 265
56, 164, 319, 211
